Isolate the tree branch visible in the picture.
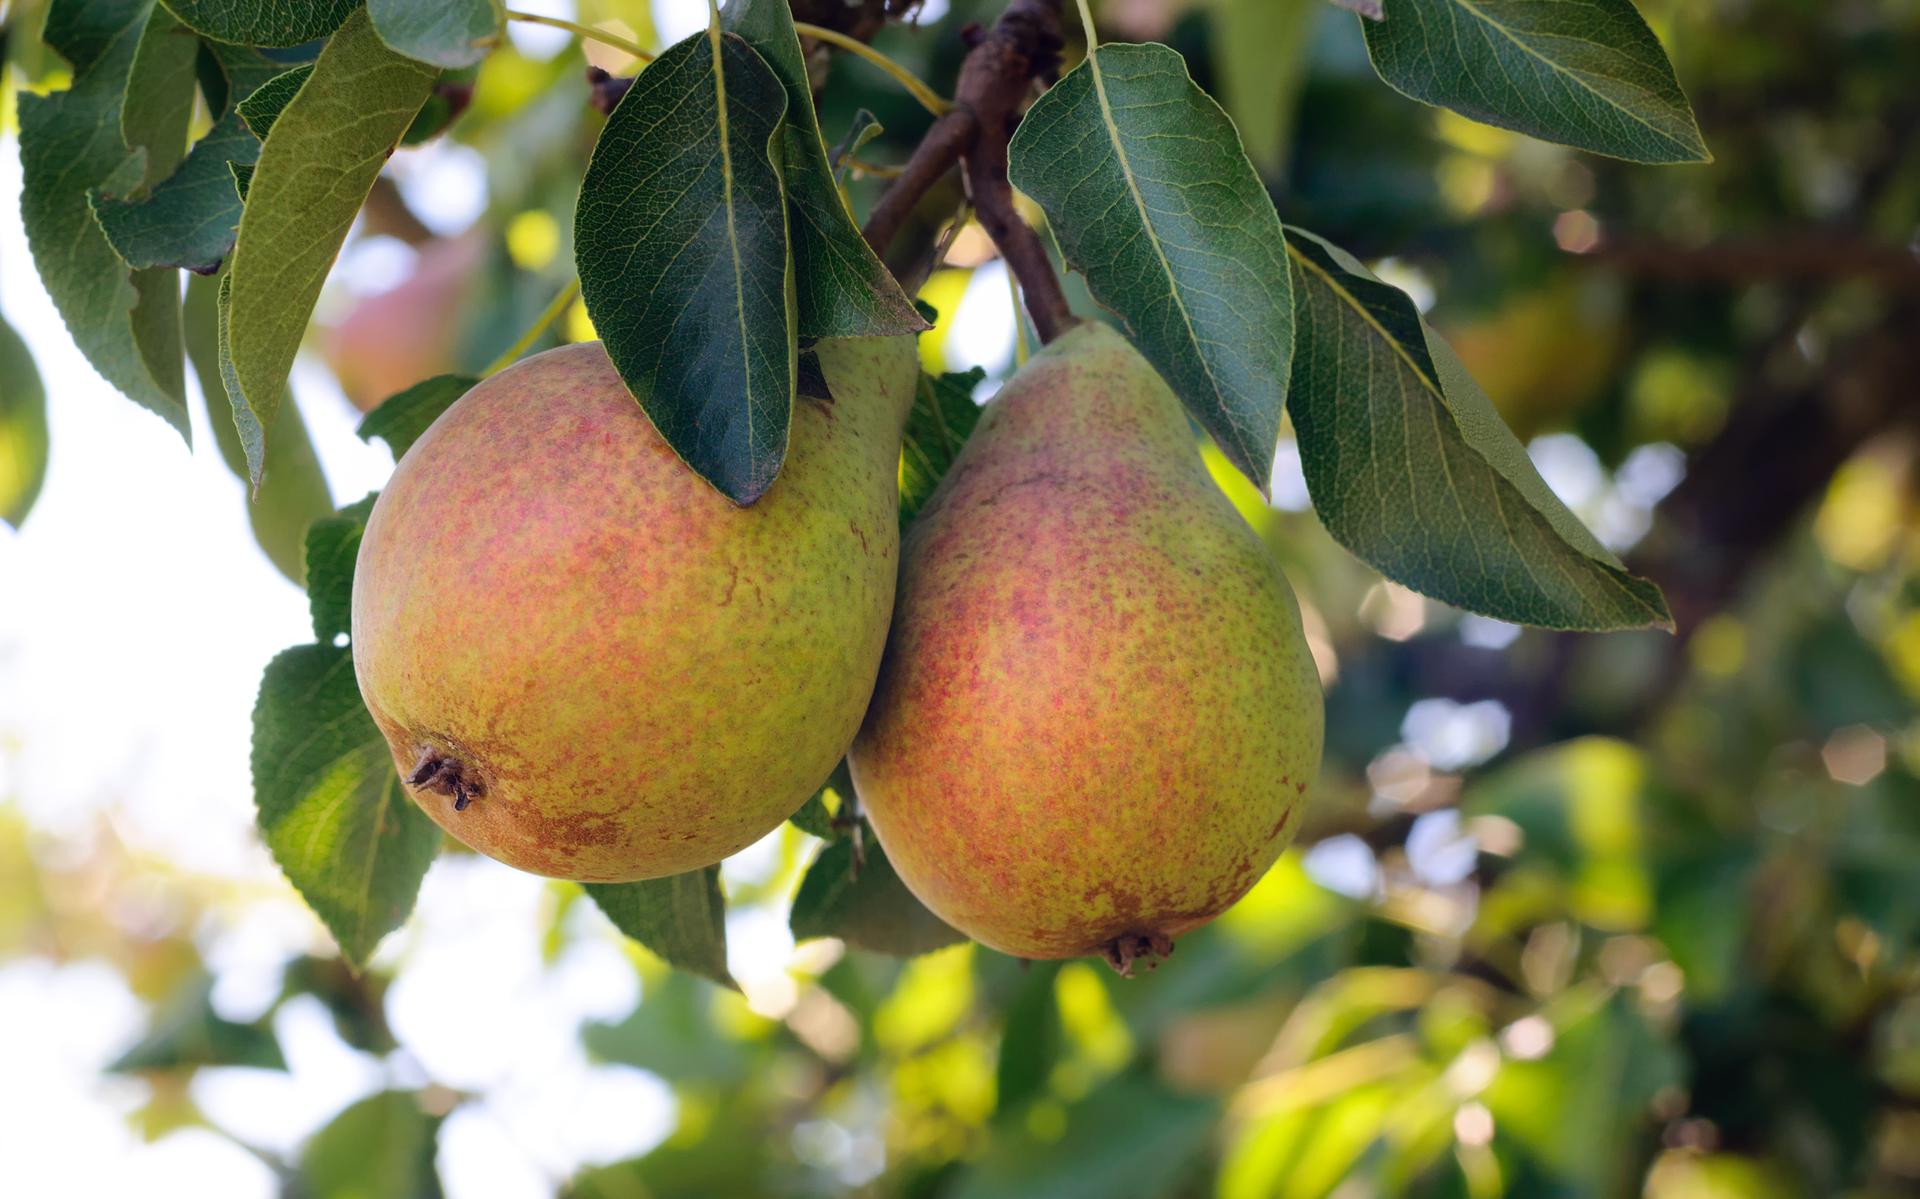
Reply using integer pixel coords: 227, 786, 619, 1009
861, 0, 1074, 342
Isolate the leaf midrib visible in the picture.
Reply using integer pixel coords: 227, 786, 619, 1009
1443, 0, 1694, 155
1081, 47, 1225, 404
709, 22, 756, 463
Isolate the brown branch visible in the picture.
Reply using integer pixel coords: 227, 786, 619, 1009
860, 0, 1075, 342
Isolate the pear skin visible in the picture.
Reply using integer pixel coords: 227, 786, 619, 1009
849, 322, 1323, 968
351, 336, 918, 882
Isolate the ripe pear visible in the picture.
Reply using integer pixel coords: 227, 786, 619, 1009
848, 322, 1323, 970
351, 336, 919, 882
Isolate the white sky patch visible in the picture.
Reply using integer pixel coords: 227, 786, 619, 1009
943, 259, 1019, 382
1303, 834, 1381, 900
1401, 698, 1512, 771
389, 141, 491, 237
504, 0, 578, 59
1270, 437, 1312, 511
653, 0, 712, 44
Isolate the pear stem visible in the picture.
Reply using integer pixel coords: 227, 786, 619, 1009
860, 0, 1078, 343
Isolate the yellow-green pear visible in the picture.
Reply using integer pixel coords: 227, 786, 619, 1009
351, 336, 918, 882
849, 322, 1323, 970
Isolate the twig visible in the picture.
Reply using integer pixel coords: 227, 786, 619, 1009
794, 21, 952, 116
860, 0, 1074, 342
504, 10, 654, 61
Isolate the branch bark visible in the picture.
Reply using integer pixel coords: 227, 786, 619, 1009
861, 0, 1075, 342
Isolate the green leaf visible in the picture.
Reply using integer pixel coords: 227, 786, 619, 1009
788, 759, 852, 840
586, 870, 735, 988
253, 644, 440, 968
369, 0, 501, 69
159, 0, 356, 47
223, 8, 437, 485
574, 26, 795, 506
828, 109, 883, 183
1284, 227, 1671, 630
20, 0, 190, 435
298, 1091, 444, 1199
790, 836, 963, 958
951, 1075, 1219, 1199
120, 2, 198, 188
236, 65, 313, 138
1362, 0, 1709, 164
356, 374, 477, 460
1208, 0, 1318, 176
899, 367, 984, 525
94, 48, 290, 274
1009, 42, 1294, 492
183, 272, 332, 583
0, 311, 49, 530
722, 0, 925, 341
306, 494, 377, 646
993, 961, 1063, 1117
108, 976, 286, 1073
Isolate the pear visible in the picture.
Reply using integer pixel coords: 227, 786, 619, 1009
849, 322, 1323, 970
352, 336, 918, 882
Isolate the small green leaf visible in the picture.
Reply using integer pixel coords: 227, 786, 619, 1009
899, 367, 984, 525
828, 109, 883, 183
1362, 0, 1709, 164
356, 374, 477, 460
223, 8, 437, 484
120, 2, 198, 188
1009, 42, 1294, 492
722, 0, 925, 341
790, 836, 963, 958
306, 494, 377, 646
253, 644, 440, 968
788, 760, 853, 840
574, 26, 795, 505
586, 869, 735, 988
20, 0, 190, 435
370, 0, 502, 69
183, 272, 333, 583
1285, 227, 1671, 631
0, 311, 49, 530
160, 0, 357, 47
298, 1091, 444, 1199
235, 65, 312, 138
108, 976, 287, 1073
1208, 0, 1318, 176
94, 48, 290, 274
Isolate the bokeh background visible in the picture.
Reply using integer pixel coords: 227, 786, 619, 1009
2, 0, 1918, 1195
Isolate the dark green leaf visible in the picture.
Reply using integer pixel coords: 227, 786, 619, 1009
1362, 0, 1709, 164
1009, 41, 1294, 492
586, 869, 735, 988
108, 976, 286, 1073
298, 1091, 444, 1199
788, 759, 853, 840
584, 971, 752, 1084
0, 311, 49, 530
356, 374, 477, 459
20, 0, 189, 435
1285, 227, 1672, 630
183, 272, 332, 583
94, 48, 289, 274
235, 64, 312, 137
253, 645, 440, 968
223, 8, 436, 485
790, 836, 963, 957
120, 2, 198, 188
994, 961, 1063, 1117
951, 1075, 1218, 1199
723, 0, 925, 340
160, 0, 356, 47
306, 494, 377, 645
369, 0, 501, 69
828, 109, 882, 183
574, 27, 794, 505
899, 367, 983, 525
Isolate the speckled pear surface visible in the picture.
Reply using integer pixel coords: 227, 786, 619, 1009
849, 322, 1323, 967
351, 336, 918, 882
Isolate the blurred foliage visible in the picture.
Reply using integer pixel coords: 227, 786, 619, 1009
3, 0, 1919, 1196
